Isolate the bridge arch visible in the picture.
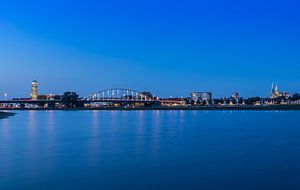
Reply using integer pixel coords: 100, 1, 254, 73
84, 88, 156, 101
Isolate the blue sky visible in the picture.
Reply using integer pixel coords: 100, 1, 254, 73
0, 0, 300, 98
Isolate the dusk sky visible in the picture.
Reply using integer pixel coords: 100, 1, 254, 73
0, 0, 300, 98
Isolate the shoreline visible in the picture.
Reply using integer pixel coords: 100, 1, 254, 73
1, 105, 300, 111
0, 111, 16, 119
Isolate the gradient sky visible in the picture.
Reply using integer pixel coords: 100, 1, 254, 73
0, 0, 300, 98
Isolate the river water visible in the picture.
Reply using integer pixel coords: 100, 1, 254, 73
0, 111, 300, 190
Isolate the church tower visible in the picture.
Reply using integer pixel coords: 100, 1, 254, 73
271, 83, 275, 98
31, 80, 38, 100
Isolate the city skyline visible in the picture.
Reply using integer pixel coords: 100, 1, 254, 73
1, 0, 300, 97
1, 79, 300, 110
0, 80, 296, 100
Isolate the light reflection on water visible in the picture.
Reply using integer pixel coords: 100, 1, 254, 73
0, 111, 300, 190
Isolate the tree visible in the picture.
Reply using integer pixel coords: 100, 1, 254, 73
225, 99, 231, 105
231, 99, 237, 105
245, 97, 261, 105
202, 100, 208, 105
61, 92, 82, 108
187, 99, 195, 105
53, 95, 62, 100
292, 93, 300, 101
213, 98, 225, 105
238, 97, 244, 105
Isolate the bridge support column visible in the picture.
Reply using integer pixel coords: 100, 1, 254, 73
48, 102, 56, 109
20, 103, 25, 109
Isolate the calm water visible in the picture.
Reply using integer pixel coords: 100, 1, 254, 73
1, 111, 300, 190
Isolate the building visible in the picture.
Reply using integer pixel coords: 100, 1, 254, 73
231, 92, 240, 100
271, 83, 289, 99
30, 80, 61, 101
31, 80, 38, 100
159, 99, 186, 107
191, 92, 212, 104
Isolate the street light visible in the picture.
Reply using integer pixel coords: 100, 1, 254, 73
4, 93, 7, 100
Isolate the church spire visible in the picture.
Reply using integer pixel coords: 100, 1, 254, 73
271, 83, 275, 94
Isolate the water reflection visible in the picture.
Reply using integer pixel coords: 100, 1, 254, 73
0, 118, 10, 138
0, 118, 11, 180
46, 110, 55, 134
1, 111, 300, 190
149, 111, 162, 160
88, 111, 101, 166
91, 110, 99, 130
132, 111, 146, 158
28, 111, 37, 139
25, 111, 39, 176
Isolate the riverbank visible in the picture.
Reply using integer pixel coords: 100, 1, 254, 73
0, 111, 16, 119
1, 105, 300, 111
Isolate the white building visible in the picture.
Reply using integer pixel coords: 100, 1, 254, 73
191, 92, 212, 104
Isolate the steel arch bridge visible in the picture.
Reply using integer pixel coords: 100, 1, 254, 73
83, 88, 155, 102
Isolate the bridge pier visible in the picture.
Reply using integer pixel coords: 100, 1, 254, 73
48, 102, 56, 109
20, 103, 25, 109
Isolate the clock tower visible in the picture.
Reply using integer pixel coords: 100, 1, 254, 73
31, 80, 38, 100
